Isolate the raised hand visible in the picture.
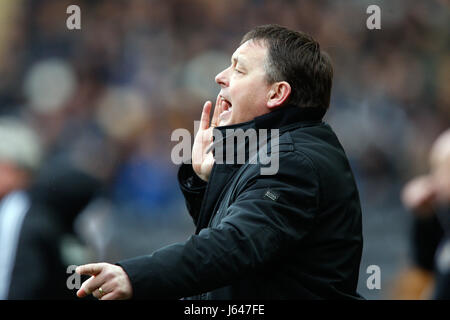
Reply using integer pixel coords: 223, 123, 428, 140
192, 95, 222, 182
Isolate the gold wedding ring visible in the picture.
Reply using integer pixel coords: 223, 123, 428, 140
99, 287, 104, 295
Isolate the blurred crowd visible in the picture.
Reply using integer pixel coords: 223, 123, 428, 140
0, 0, 448, 299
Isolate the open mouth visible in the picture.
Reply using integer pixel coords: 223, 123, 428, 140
219, 96, 232, 125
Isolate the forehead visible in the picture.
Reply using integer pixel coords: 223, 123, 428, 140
232, 39, 268, 66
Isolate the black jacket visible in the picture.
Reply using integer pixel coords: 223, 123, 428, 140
7, 162, 101, 299
118, 105, 363, 299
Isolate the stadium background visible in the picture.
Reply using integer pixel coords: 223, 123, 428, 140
0, 0, 448, 299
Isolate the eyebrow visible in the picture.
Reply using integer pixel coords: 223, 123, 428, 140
231, 54, 248, 68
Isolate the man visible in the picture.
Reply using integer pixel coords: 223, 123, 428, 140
7, 159, 101, 299
400, 129, 450, 299
0, 117, 41, 299
76, 24, 363, 300
0, 116, 101, 299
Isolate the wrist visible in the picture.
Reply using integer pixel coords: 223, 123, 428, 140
195, 170, 209, 183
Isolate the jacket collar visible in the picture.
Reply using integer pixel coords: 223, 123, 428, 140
254, 104, 326, 130
214, 104, 326, 134
211, 104, 326, 164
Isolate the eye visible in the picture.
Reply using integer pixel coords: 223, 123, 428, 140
234, 68, 244, 74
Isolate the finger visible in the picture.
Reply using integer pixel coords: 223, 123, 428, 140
92, 288, 102, 300
82, 274, 106, 297
211, 94, 222, 128
76, 276, 95, 298
200, 101, 212, 130
99, 292, 116, 300
76, 263, 104, 276
76, 287, 87, 298
76, 269, 107, 298
92, 285, 110, 300
205, 141, 215, 155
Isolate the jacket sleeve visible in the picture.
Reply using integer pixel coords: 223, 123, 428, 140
118, 152, 319, 299
177, 163, 207, 226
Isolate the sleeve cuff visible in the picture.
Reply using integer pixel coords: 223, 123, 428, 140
178, 163, 207, 191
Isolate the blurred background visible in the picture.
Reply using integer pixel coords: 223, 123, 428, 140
0, 0, 448, 299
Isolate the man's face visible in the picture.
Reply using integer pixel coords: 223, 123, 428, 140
432, 159, 450, 204
0, 162, 28, 200
215, 40, 272, 127
430, 132, 450, 204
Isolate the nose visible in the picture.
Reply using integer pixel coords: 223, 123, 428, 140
215, 67, 229, 87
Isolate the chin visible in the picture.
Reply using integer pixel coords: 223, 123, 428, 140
218, 109, 235, 127
219, 119, 233, 127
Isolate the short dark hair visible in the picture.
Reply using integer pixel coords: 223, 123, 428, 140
241, 24, 333, 110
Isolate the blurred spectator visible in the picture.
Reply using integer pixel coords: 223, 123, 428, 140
0, 117, 42, 299
0, 116, 101, 299
7, 159, 101, 299
396, 129, 450, 299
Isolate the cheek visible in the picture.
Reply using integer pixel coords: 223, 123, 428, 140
231, 80, 266, 105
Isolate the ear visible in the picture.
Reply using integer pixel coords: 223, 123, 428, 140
266, 81, 291, 109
